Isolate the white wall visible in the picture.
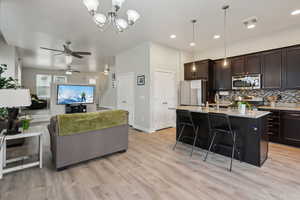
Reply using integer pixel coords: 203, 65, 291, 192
195, 27, 300, 60
98, 66, 117, 109
0, 34, 17, 79
115, 42, 151, 132
115, 42, 191, 132
22, 67, 103, 115
149, 43, 185, 131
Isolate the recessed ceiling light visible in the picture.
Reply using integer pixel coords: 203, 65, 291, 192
170, 34, 177, 39
213, 35, 221, 39
190, 42, 196, 47
291, 9, 300, 16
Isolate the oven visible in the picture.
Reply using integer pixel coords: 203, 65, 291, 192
232, 74, 261, 90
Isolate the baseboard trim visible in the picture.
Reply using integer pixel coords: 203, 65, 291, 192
132, 125, 155, 133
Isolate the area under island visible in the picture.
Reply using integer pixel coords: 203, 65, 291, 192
176, 106, 271, 167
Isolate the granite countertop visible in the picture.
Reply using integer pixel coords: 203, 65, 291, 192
258, 106, 300, 112
177, 106, 270, 119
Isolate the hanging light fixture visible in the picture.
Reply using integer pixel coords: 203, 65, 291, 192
190, 19, 197, 72
65, 55, 73, 65
83, 0, 100, 15
222, 5, 229, 67
103, 64, 110, 75
83, 0, 141, 33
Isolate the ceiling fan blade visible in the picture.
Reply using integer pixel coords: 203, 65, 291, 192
71, 53, 83, 59
40, 47, 64, 52
72, 51, 92, 55
53, 53, 64, 56
63, 44, 72, 54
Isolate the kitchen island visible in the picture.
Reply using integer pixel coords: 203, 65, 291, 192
176, 106, 270, 167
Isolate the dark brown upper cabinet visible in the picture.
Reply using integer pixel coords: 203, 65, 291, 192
261, 49, 282, 89
231, 56, 245, 76
231, 54, 261, 76
283, 46, 300, 89
214, 59, 232, 90
184, 59, 212, 80
244, 54, 261, 74
184, 62, 194, 80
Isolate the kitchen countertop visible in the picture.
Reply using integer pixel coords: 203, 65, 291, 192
177, 106, 270, 119
208, 103, 232, 107
258, 106, 300, 112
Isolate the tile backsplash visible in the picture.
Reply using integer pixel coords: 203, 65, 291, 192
220, 89, 300, 104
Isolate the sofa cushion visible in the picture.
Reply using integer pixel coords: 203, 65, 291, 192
57, 110, 128, 136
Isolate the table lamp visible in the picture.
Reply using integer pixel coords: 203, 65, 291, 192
0, 89, 31, 135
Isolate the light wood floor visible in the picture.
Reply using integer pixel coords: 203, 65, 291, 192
1, 126, 300, 200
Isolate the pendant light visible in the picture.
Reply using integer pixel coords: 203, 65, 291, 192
222, 5, 229, 67
190, 19, 197, 72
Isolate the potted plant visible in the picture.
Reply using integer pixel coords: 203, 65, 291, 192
0, 64, 25, 146
0, 64, 18, 120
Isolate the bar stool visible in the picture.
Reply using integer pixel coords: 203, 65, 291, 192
173, 110, 199, 157
203, 112, 241, 171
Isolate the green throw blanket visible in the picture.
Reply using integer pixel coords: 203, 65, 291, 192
57, 110, 128, 136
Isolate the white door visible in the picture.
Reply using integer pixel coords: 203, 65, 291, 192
153, 71, 176, 130
117, 73, 135, 126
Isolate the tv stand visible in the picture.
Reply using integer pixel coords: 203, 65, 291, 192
65, 104, 87, 114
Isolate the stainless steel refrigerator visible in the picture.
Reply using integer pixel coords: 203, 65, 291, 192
180, 80, 207, 106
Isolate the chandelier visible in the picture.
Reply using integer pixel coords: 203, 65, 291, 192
82, 0, 141, 32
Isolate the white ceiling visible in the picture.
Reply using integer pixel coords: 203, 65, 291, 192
1, 0, 300, 72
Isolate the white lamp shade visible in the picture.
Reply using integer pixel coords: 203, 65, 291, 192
127, 10, 140, 24
94, 13, 107, 26
0, 89, 31, 108
82, 0, 99, 13
116, 18, 128, 31
112, 0, 125, 8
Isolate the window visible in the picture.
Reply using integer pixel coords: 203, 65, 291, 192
36, 74, 52, 99
54, 76, 67, 84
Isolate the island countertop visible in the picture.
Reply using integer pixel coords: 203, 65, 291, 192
177, 106, 270, 119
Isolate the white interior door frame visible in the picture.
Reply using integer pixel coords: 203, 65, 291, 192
117, 72, 135, 126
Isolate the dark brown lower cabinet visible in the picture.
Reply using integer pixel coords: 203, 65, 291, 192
281, 111, 300, 147
259, 108, 300, 147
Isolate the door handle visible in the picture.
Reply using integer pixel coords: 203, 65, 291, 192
162, 102, 168, 105
122, 101, 127, 103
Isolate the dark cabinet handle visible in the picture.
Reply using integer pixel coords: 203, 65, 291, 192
285, 113, 300, 118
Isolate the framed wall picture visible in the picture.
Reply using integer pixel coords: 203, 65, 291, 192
137, 75, 145, 86
54, 76, 67, 84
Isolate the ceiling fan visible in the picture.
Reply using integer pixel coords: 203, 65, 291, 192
40, 41, 92, 59
59, 66, 81, 75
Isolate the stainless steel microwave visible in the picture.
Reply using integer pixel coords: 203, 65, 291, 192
232, 74, 261, 90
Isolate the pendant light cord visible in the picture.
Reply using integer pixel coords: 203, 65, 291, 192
192, 22, 195, 43
223, 6, 228, 60
193, 21, 195, 63
191, 20, 197, 70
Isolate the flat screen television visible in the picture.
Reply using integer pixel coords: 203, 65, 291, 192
57, 85, 95, 105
